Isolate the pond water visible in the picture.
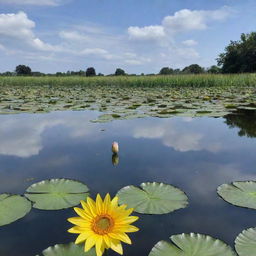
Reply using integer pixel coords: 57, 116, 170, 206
0, 110, 255, 255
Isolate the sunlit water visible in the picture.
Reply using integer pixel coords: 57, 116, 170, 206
0, 110, 255, 255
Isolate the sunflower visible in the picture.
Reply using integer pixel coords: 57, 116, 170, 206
68, 194, 139, 256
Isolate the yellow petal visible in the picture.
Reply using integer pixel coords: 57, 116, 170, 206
103, 235, 111, 248
124, 225, 139, 233
109, 232, 131, 244
68, 217, 90, 227
68, 226, 90, 234
110, 239, 123, 255
74, 207, 93, 220
75, 232, 91, 244
103, 193, 111, 213
96, 194, 103, 214
80, 200, 92, 213
95, 236, 105, 256
116, 216, 139, 225
111, 196, 118, 208
87, 197, 97, 216
84, 235, 97, 252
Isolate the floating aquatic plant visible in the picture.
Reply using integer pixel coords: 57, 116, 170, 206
0, 193, 31, 226
25, 179, 89, 210
235, 227, 256, 256
217, 181, 256, 209
36, 243, 96, 256
149, 233, 236, 256
117, 182, 188, 214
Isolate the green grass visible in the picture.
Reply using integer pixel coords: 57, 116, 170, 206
0, 73, 256, 87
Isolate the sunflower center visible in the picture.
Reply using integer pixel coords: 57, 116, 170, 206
92, 214, 114, 235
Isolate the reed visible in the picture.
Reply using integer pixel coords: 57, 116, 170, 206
0, 73, 256, 88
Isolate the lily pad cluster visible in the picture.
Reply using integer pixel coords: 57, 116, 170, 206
0, 181, 187, 227
37, 229, 256, 256
0, 179, 89, 227
0, 84, 256, 121
2, 178, 256, 255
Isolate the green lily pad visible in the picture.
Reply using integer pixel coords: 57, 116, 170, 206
116, 182, 188, 214
217, 181, 256, 209
36, 243, 96, 256
149, 233, 236, 256
235, 227, 256, 256
0, 194, 31, 226
25, 179, 89, 210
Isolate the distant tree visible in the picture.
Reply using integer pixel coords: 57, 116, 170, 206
115, 68, 126, 76
207, 65, 221, 74
159, 67, 174, 75
32, 72, 45, 76
1, 71, 13, 76
98, 73, 104, 76
217, 32, 256, 73
182, 64, 204, 74
173, 69, 181, 74
141, 73, 145, 76
15, 65, 32, 75
86, 67, 96, 77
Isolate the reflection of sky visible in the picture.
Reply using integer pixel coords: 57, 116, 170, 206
0, 111, 256, 256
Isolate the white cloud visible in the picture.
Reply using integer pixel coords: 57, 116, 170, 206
128, 25, 165, 41
0, 112, 99, 158
133, 120, 223, 153
128, 6, 231, 42
0, 7, 232, 74
163, 6, 231, 32
0, 0, 64, 6
182, 39, 198, 47
0, 12, 60, 52
59, 30, 91, 42
80, 48, 114, 60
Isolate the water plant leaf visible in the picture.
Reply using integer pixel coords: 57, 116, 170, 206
36, 243, 96, 256
0, 194, 31, 226
217, 181, 256, 209
149, 233, 236, 256
25, 179, 89, 210
116, 182, 188, 214
235, 227, 256, 256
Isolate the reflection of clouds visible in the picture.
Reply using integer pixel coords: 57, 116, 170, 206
133, 120, 222, 152
0, 112, 98, 157
187, 163, 256, 205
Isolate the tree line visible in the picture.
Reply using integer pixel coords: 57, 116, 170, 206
1, 32, 255, 76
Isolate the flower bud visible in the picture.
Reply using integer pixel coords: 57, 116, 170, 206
112, 142, 119, 154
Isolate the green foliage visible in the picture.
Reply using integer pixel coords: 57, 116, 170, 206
217, 32, 256, 73
115, 68, 126, 76
235, 227, 256, 256
25, 179, 89, 210
36, 243, 96, 256
117, 182, 188, 214
86, 67, 96, 77
182, 64, 204, 74
15, 65, 32, 75
149, 233, 236, 256
208, 65, 221, 74
159, 67, 174, 75
0, 194, 31, 226
217, 181, 256, 209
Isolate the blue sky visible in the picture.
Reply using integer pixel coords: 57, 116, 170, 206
0, 0, 255, 74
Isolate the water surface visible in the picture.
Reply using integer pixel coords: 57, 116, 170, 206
0, 110, 255, 255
